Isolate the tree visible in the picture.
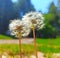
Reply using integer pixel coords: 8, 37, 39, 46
0, 0, 14, 34
16, 0, 35, 17
56, 0, 60, 37
45, 2, 60, 38
39, 13, 56, 38
37, 2, 58, 38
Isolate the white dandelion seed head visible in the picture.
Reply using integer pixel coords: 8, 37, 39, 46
9, 19, 30, 37
9, 19, 23, 30
22, 11, 44, 30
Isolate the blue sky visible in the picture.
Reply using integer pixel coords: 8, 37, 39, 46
12, 0, 57, 13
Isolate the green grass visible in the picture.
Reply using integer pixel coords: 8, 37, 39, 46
36, 38, 60, 53
0, 38, 60, 55
0, 44, 34, 55
37, 45, 60, 53
0, 34, 12, 39
36, 38, 60, 45
0, 44, 20, 55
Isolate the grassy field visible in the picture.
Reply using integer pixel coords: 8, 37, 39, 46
0, 44, 34, 56
0, 34, 60, 56
0, 38, 60, 58
0, 34, 13, 39
36, 38, 60, 53
0, 38, 60, 55
36, 38, 60, 45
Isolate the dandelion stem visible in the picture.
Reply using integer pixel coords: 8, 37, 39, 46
18, 31, 22, 58
32, 26, 38, 58
19, 37, 22, 58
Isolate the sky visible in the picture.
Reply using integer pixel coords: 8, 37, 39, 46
12, 0, 57, 13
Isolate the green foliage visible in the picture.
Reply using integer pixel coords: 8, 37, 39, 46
44, 13, 55, 22
33, 1, 60, 38
42, 2, 60, 38
48, 2, 57, 14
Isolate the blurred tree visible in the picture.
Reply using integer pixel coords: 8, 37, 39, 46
41, 14, 56, 38
36, 2, 58, 38
42, 2, 60, 38
56, 0, 60, 37
48, 2, 57, 14
13, 2, 21, 18
17, 0, 35, 17
0, 0, 35, 34
29, 1, 60, 38
48, 2, 59, 26
0, 0, 14, 34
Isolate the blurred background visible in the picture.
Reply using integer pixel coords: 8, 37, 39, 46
0, 0, 60, 38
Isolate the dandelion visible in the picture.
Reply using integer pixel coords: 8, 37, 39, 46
22, 12, 44, 30
9, 19, 30, 58
22, 11, 44, 58
9, 19, 30, 37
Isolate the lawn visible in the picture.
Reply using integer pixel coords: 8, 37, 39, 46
36, 38, 60, 53
0, 38, 60, 54
0, 37, 60, 58
36, 38, 60, 45
0, 44, 34, 55
0, 34, 13, 39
